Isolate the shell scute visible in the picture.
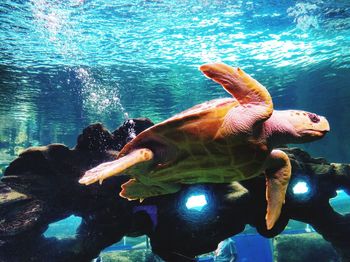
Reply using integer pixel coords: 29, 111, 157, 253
119, 98, 237, 157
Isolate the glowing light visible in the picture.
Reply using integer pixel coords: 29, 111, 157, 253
185, 194, 208, 211
292, 181, 309, 195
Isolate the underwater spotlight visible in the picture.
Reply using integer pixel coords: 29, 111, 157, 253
179, 186, 217, 222
185, 194, 208, 211
288, 177, 314, 202
292, 181, 310, 195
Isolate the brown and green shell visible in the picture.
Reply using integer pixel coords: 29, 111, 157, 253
117, 97, 269, 184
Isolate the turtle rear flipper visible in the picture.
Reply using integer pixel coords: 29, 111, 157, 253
265, 149, 291, 230
120, 179, 181, 200
79, 148, 154, 185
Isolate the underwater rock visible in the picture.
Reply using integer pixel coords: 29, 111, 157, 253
0, 119, 152, 261
0, 183, 43, 239
273, 233, 339, 262
100, 249, 164, 262
75, 118, 153, 152
0, 118, 349, 261
145, 183, 251, 261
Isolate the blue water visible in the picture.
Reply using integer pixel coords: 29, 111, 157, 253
1, 0, 350, 260
1, 0, 350, 164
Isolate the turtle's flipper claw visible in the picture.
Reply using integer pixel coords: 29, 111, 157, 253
79, 171, 99, 185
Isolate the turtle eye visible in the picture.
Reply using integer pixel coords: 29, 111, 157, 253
308, 113, 320, 123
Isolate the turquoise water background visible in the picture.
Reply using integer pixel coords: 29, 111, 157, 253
1, 0, 350, 168
1, 0, 350, 259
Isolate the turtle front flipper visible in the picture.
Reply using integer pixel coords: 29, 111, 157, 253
265, 149, 291, 230
199, 63, 273, 136
199, 63, 273, 119
120, 179, 181, 201
79, 148, 154, 186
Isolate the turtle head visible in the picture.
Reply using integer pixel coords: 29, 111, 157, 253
284, 110, 330, 141
265, 110, 330, 146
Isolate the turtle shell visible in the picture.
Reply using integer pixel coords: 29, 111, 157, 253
117, 97, 270, 184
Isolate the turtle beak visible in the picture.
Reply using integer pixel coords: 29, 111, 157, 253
321, 117, 330, 133
313, 116, 330, 136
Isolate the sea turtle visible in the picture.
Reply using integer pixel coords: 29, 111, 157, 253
79, 63, 329, 229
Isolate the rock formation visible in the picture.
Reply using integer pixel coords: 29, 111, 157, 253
0, 118, 349, 261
